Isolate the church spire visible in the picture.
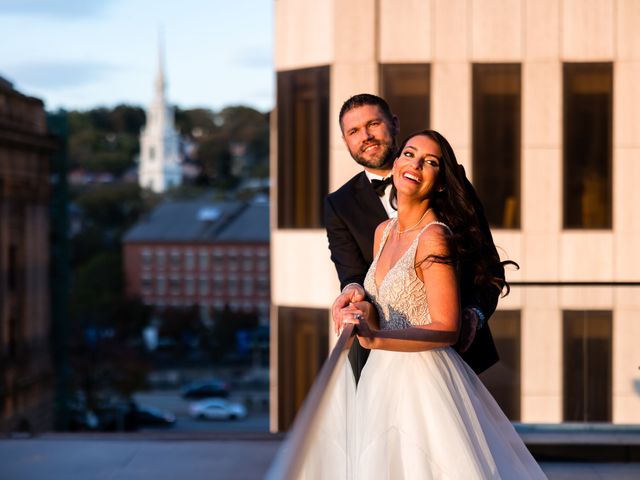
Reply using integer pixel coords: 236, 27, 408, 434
138, 31, 182, 193
154, 31, 166, 98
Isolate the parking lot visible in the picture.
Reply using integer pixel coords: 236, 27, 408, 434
133, 389, 269, 433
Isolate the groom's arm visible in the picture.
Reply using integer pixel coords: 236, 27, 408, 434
324, 195, 369, 290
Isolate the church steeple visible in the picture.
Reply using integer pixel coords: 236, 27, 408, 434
138, 35, 182, 193
154, 36, 166, 100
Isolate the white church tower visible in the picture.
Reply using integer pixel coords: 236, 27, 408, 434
138, 42, 182, 193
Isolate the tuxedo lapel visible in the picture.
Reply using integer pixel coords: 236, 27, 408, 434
349, 172, 389, 262
353, 171, 389, 225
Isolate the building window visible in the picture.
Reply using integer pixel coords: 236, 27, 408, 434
243, 277, 253, 296
473, 64, 521, 229
156, 276, 166, 295
563, 63, 612, 229
199, 250, 209, 270
563, 310, 612, 422
184, 276, 195, 296
380, 64, 430, 141
141, 276, 152, 294
199, 277, 209, 295
277, 306, 329, 430
170, 249, 181, 269
228, 275, 238, 295
277, 66, 329, 228
156, 249, 166, 269
213, 248, 224, 270
479, 311, 521, 421
141, 248, 152, 268
170, 276, 180, 295
257, 275, 269, 294
213, 275, 224, 292
184, 249, 194, 270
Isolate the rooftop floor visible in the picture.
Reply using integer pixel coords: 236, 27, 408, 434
1, 433, 639, 479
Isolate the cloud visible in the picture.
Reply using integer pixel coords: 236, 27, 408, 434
7, 61, 118, 90
232, 47, 272, 69
0, 0, 116, 19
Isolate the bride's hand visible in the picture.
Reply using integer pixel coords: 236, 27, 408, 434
342, 301, 378, 349
332, 284, 366, 335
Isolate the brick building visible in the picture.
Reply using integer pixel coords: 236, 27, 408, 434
0, 76, 57, 433
123, 196, 270, 320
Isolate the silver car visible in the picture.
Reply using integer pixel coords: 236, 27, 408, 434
189, 398, 247, 420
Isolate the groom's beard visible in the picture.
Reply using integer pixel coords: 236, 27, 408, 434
350, 140, 396, 171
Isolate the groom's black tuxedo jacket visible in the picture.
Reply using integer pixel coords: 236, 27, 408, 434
324, 171, 500, 375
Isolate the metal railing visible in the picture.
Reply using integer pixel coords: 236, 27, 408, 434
266, 324, 355, 480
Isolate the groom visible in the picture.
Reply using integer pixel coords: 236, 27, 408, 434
325, 93, 503, 379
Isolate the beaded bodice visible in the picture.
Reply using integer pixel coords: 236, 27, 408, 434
363, 219, 451, 330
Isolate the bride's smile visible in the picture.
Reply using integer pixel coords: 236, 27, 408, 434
393, 135, 442, 200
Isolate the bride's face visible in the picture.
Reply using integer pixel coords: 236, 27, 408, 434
392, 134, 443, 200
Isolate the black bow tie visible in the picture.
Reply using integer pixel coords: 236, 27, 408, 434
371, 176, 393, 196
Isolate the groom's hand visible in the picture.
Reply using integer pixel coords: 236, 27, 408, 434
332, 284, 365, 335
456, 307, 479, 353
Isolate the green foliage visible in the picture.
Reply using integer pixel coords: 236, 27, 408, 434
67, 105, 145, 176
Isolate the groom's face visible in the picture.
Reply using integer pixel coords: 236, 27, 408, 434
341, 104, 398, 172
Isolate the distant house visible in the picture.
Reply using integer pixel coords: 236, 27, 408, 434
123, 196, 270, 320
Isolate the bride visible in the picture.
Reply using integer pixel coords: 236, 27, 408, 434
303, 130, 546, 479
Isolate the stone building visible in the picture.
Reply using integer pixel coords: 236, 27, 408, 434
0, 76, 56, 433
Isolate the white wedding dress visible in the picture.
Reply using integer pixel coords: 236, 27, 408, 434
299, 220, 546, 479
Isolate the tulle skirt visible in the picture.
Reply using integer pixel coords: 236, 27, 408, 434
299, 347, 546, 479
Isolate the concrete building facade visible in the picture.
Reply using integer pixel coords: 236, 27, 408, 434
270, 0, 640, 431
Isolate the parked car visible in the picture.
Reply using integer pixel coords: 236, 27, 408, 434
94, 401, 175, 431
181, 380, 230, 399
135, 406, 176, 427
189, 398, 247, 421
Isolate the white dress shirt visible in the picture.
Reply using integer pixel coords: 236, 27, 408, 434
365, 170, 397, 219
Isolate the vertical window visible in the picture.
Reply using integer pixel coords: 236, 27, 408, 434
380, 64, 430, 141
473, 64, 521, 229
141, 275, 152, 294
156, 249, 166, 269
170, 249, 181, 269
563, 63, 612, 229
277, 66, 329, 228
479, 311, 521, 420
243, 277, 253, 295
277, 307, 329, 430
184, 276, 194, 296
184, 249, 194, 271
199, 250, 209, 270
199, 277, 209, 295
563, 311, 612, 422
156, 276, 166, 295
141, 248, 152, 268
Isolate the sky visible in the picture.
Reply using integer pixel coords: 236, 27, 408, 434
0, 0, 274, 112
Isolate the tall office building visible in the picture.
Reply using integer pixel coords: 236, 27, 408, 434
270, 0, 640, 431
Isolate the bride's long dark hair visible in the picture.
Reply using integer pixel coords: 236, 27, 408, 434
390, 129, 516, 297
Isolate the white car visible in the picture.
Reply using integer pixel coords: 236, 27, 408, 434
189, 398, 247, 421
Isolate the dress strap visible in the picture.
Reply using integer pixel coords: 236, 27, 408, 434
375, 219, 396, 261
418, 220, 453, 237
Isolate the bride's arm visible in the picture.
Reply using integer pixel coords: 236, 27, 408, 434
352, 225, 460, 352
